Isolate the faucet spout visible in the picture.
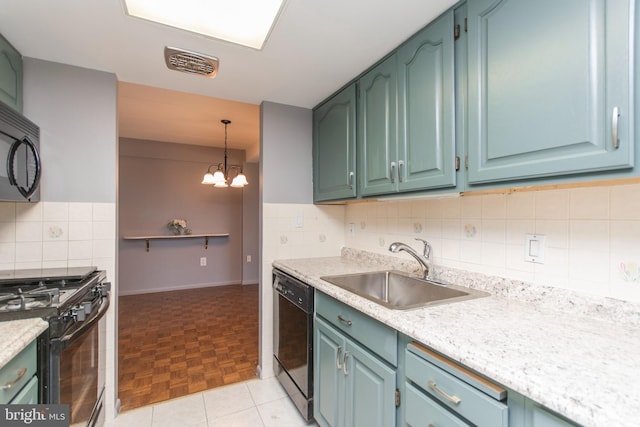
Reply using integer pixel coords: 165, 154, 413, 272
388, 240, 432, 279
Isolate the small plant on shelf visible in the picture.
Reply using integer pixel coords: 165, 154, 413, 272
167, 218, 187, 235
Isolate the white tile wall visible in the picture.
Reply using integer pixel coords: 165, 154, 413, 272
344, 183, 640, 303
0, 201, 116, 276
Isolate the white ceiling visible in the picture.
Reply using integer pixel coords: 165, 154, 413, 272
0, 0, 457, 161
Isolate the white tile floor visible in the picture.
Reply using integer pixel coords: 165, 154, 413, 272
105, 377, 318, 427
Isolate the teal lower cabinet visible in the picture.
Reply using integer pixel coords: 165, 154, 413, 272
314, 292, 397, 427
508, 391, 579, 427
405, 342, 508, 427
0, 340, 37, 404
312, 291, 581, 427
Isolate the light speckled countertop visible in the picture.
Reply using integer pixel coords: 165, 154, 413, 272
273, 249, 640, 427
0, 318, 48, 369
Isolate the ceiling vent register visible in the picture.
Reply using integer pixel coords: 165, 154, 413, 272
164, 46, 219, 78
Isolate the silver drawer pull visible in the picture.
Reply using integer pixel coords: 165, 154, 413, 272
428, 380, 462, 405
2, 367, 27, 390
337, 315, 352, 326
336, 346, 343, 370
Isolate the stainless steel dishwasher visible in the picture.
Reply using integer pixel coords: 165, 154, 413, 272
273, 268, 314, 422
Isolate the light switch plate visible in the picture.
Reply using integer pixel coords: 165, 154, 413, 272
524, 234, 545, 263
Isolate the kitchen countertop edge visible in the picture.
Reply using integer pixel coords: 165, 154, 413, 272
0, 318, 48, 369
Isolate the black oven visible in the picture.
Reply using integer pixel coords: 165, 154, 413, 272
0, 267, 109, 427
273, 269, 314, 422
0, 100, 41, 202
46, 278, 109, 427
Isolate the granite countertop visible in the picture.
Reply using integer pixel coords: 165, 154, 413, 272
0, 318, 48, 369
273, 250, 640, 427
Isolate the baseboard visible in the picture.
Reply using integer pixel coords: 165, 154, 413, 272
119, 280, 243, 296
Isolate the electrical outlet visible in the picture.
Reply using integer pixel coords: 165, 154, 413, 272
200, 257, 207, 266
246, 255, 252, 263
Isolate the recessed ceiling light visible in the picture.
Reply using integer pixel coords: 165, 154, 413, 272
122, 0, 286, 50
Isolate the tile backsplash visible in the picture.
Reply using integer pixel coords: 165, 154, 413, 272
345, 183, 640, 303
0, 201, 116, 280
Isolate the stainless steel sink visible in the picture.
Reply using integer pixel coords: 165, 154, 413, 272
320, 270, 488, 310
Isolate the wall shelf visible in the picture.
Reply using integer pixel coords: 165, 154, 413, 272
122, 233, 230, 252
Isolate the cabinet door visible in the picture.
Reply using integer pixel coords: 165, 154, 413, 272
0, 34, 23, 112
397, 10, 456, 192
313, 84, 357, 202
344, 338, 396, 427
314, 317, 346, 427
467, 0, 633, 184
358, 55, 398, 196
526, 400, 578, 427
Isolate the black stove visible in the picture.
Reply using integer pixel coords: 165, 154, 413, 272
0, 265, 111, 427
0, 266, 100, 321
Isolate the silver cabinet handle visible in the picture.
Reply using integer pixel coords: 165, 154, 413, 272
2, 367, 27, 390
343, 351, 349, 375
398, 160, 404, 182
390, 162, 396, 183
348, 171, 354, 189
336, 346, 343, 370
612, 106, 620, 149
428, 380, 461, 405
338, 315, 352, 326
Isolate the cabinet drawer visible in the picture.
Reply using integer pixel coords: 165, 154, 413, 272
406, 382, 470, 427
405, 349, 508, 427
9, 376, 38, 404
316, 291, 397, 366
0, 341, 37, 404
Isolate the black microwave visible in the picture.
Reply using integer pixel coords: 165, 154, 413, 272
0, 101, 41, 202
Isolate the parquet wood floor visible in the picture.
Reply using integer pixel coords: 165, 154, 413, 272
117, 284, 259, 411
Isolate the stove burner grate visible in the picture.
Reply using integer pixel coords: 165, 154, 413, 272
7, 297, 38, 310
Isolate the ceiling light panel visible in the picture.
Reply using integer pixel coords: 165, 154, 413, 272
123, 0, 285, 50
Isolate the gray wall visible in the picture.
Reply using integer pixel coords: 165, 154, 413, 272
242, 162, 259, 284
260, 102, 313, 204
22, 58, 117, 203
118, 138, 248, 294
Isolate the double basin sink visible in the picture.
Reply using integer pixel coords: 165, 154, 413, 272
321, 270, 488, 310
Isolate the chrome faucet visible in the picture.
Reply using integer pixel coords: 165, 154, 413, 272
389, 238, 432, 279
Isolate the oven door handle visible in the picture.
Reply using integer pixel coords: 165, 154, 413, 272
59, 295, 110, 348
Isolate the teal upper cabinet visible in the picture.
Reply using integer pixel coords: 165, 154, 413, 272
313, 84, 357, 202
0, 34, 23, 112
467, 0, 634, 184
397, 10, 457, 193
358, 55, 398, 196
359, 10, 457, 197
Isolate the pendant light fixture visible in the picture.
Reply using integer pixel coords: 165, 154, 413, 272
201, 119, 249, 188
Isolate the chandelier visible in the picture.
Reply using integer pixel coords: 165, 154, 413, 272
201, 119, 248, 188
